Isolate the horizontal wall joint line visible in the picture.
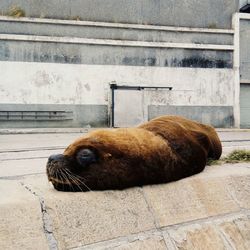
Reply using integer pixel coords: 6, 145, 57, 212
0, 16, 235, 34
0, 34, 234, 51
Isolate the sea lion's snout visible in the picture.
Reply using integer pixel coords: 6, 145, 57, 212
48, 154, 65, 164
47, 153, 69, 172
46, 154, 68, 180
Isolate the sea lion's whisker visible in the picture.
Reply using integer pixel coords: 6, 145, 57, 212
55, 171, 59, 182
60, 169, 75, 191
60, 168, 83, 192
64, 168, 88, 182
59, 169, 71, 185
64, 169, 91, 191
66, 174, 84, 192
65, 170, 88, 185
66, 172, 81, 186
63, 168, 92, 191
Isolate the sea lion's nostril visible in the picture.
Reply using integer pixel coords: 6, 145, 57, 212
48, 154, 64, 163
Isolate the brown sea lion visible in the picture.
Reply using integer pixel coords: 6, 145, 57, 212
46, 115, 222, 192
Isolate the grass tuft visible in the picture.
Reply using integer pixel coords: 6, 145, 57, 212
70, 16, 81, 21
207, 159, 222, 166
225, 150, 250, 163
207, 150, 250, 166
8, 6, 25, 17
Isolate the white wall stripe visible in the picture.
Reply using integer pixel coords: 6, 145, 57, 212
0, 16, 234, 34
0, 34, 235, 51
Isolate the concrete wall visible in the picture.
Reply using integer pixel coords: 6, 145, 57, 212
0, 18, 234, 45
0, 13, 237, 128
0, 17, 234, 68
0, 61, 234, 128
0, 39, 233, 68
0, 0, 239, 28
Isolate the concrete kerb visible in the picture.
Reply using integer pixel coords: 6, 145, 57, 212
0, 128, 92, 134
1, 127, 250, 135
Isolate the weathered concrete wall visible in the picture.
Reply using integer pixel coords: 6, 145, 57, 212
0, 0, 239, 28
0, 61, 234, 127
0, 16, 236, 128
0, 17, 234, 46
0, 39, 233, 68
0, 17, 234, 68
149, 106, 234, 127
0, 62, 234, 106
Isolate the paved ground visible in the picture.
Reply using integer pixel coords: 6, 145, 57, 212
0, 129, 250, 249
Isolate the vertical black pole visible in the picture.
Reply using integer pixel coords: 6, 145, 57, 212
110, 84, 116, 127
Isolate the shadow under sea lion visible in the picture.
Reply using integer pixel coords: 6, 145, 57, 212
46, 115, 222, 192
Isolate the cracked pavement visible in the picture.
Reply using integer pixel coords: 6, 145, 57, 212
0, 129, 250, 250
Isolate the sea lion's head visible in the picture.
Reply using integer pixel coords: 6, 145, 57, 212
46, 148, 99, 192
46, 128, 169, 192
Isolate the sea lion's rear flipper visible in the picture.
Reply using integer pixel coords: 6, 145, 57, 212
190, 129, 222, 160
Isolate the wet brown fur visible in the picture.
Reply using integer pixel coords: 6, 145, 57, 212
48, 115, 222, 191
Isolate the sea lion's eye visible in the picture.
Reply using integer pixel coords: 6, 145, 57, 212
76, 148, 97, 167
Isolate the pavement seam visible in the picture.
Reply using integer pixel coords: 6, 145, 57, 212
162, 231, 178, 250
140, 188, 175, 250
0, 172, 45, 180
160, 209, 250, 231
225, 177, 244, 210
140, 187, 159, 228
71, 229, 165, 250
0, 146, 65, 153
20, 182, 58, 250
1, 156, 49, 161
215, 224, 236, 250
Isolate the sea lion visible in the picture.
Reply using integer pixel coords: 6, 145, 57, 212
46, 115, 222, 192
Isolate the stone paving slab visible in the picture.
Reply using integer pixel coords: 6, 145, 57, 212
0, 163, 245, 250
168, 223, 226, 250
0, 128, 250, 250
143, 172, 240, 227
227, 175, 250, 209
21, 175, 156, 249
219, 214, 250, 250
167, 213, 250, 250
0, 180, 48, 250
